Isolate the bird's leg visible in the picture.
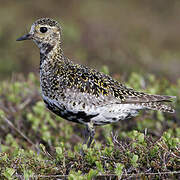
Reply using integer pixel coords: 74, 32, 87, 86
83, 125, 89, 145
82, 122, 95, 147
80, 122, 95, 156
85, 122, 95, 148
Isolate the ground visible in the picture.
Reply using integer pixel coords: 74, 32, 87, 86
0, 72, 179, 179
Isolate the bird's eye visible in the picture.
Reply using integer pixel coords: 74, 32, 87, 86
40, 27, 48, 33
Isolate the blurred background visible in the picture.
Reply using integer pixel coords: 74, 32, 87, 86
0, 0, 180, 81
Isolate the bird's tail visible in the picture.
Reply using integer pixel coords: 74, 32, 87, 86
124, 92, 176, 113
141, 101, 175, 113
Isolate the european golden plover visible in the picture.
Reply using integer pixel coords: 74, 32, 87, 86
17, 18, 176, 147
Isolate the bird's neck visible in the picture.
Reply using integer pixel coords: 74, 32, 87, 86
40, 42, 54, 55
39, 40, 62, 55
39, 41, 65, 67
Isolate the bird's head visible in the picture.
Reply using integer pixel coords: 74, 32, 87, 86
17, 18, 62, 52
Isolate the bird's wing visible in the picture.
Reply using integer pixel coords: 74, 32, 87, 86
122, 93, 176, 104
59, 61, 176, 105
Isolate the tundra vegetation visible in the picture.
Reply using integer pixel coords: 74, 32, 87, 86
0, 72, 179, 179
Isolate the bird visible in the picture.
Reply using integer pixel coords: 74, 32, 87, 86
17, 18, 176, 148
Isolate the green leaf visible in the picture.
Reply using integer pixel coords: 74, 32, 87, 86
131, 154, 139, 167
3, 167, 15, 179
101, 65, 109, 75
138, 133, 144, 143
115, 163, 124, 177
56, 147, 64, 160
87, 169, 98, 180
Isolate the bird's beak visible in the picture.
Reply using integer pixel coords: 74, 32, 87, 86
16, 33, 33, 41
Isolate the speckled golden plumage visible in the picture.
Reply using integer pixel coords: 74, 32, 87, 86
17, 18, 176, 148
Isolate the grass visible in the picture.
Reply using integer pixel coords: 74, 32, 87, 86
0, 72, 179, 179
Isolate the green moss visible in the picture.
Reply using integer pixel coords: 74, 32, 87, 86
0, 73, 179, 179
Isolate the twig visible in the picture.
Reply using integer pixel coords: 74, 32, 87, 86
18, 98, 31, 110
111, 132, 126, 151
1, 115, 54, 160
156, 140, 180, 159
14, 171, 180, 178
2, 116, 35, 146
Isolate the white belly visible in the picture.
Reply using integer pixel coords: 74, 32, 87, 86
91, 104, 142, 125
